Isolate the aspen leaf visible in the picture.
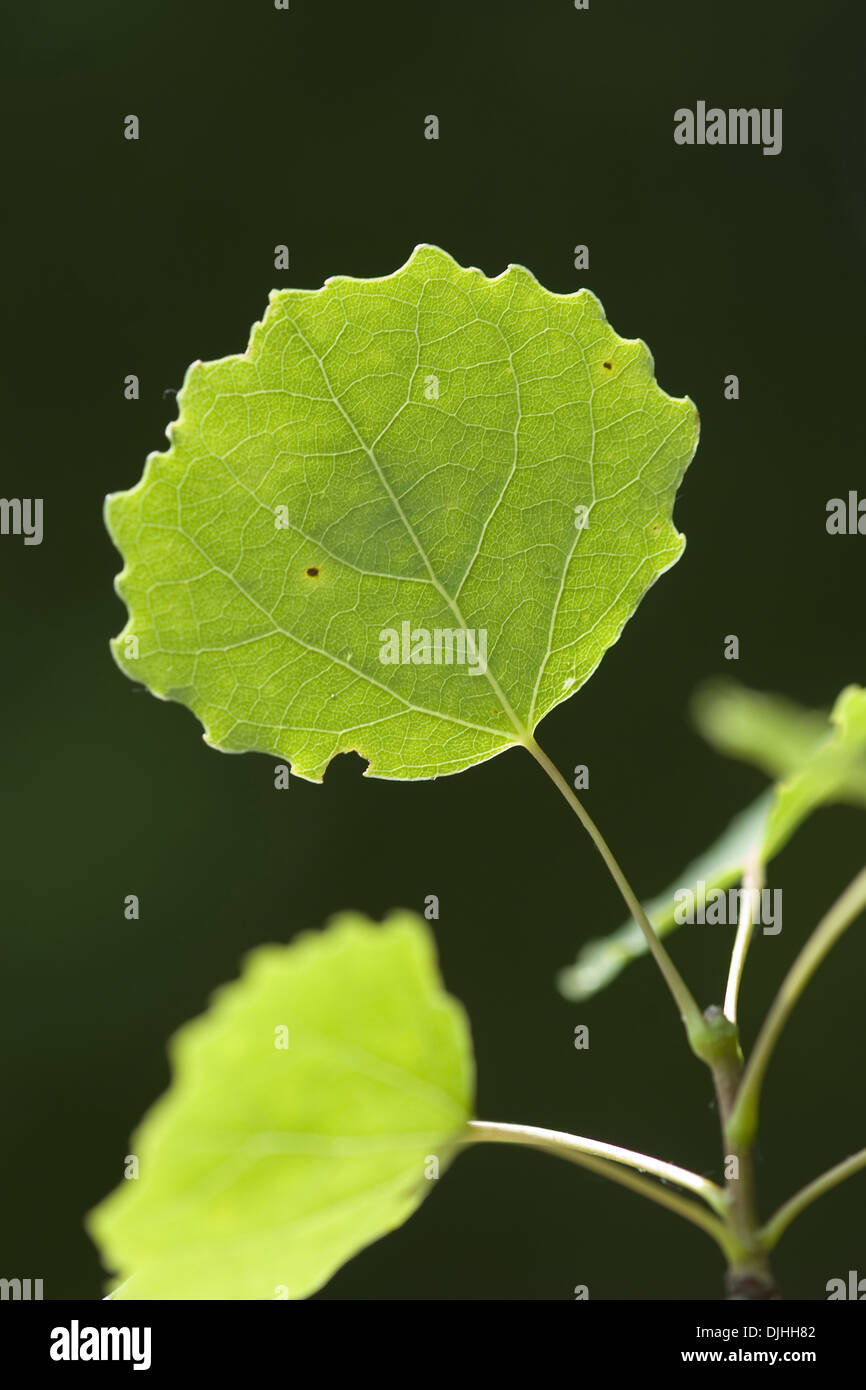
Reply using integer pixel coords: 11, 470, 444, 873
106, 245, 698, 781
693, 682, 866, 854
89, 913, 473, 1300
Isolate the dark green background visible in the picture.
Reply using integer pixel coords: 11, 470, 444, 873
3, 0, 864, 1300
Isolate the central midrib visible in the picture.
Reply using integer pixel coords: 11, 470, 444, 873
285, 311, 533, 746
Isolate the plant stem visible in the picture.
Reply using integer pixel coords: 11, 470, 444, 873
700, 1011, 777, 1298
760, 1146, 866, 1251
463, 1120, 737, 1257
524, 735, 705, 1044
723, 855, 763, 1024
728, 863, 866, 1149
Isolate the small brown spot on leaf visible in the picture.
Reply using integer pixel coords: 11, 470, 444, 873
602, 361, 612, 370
306, 566, 319, 578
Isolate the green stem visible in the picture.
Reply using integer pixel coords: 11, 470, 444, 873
728, 864, 866, 1149
524, 736, 705, 1044
723, 855, 763, 1024
463, 1120, 737, 1258
465, 1118, 726, 1210
700, 1012, 776, 1298
760, 1145, 866, 1251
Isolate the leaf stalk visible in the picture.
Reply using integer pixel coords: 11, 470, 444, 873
525, 736, 706, 1046
463, 1120, 737, 1258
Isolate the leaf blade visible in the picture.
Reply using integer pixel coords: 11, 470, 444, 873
106, 245, 699, 780
88, 912, 474, 1300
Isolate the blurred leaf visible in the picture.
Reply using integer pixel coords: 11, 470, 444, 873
695, 682, 866, 854
106, 244, 698, 781
559, 684, 866, 1001
89, 912, 473, 1299
691, 684, 831, 784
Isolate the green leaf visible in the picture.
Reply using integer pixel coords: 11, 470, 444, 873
558, 684, 866, 1001
690, 683, 834, 785
88, 912, 473, 1300
106, 244, 698, 781
693, 682, 866, 854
